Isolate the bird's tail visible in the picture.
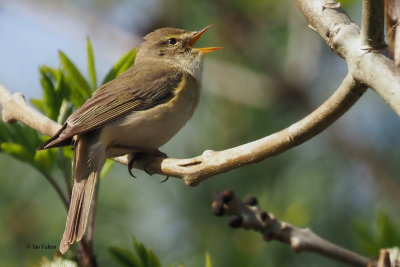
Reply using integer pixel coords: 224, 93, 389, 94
59, 134, 105, 254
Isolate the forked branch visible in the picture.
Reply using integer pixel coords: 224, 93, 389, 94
293, 0, 400, 116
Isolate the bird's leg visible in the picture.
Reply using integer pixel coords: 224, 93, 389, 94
127, 148, 168, 180
107, 144, 167, 178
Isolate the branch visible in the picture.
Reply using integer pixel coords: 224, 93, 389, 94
42, 171, 69, 210
212, 190, 375, 267
293, 0, 400, 117
0, 74, 366, 185
78, 238, 98, 267
361, 0, 385, 49
130, 74, 366, 185
58, 149, 72, 197
0, 85, 60, 136
385, 0, 400, 65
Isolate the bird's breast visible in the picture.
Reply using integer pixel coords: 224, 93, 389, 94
101, 74, 201, 157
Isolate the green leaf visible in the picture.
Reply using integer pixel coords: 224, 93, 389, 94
1, 143, 33, 163
87, 37, 97, 90
59, 50, 92, 104
0, 122, 12, 142
57, 99, 73, 125
109, 246, 141, 267
62, 146, 74, 161
102, 48, 138, 84
5, 123, 41, 150
353, 220, 376, 255
41, 65, 59, 78
30, 98, 45, 113
205, 252, 212, 267
133, 236, 149, 266
375, 211, 400, 247
39, 66, 58, 120
54, 69, 68, 100
100, 159, 114, 179
131, 236, 161, 267
353, 210, 400, 256
34, 149, 54, 173
147, 249, 161, 267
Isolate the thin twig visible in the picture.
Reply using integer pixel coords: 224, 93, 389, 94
78, 238, 98, 267
212, 190, 375, 267
58, 148, 72, 197
361, 0, 385, 49
41, 171, 69, 210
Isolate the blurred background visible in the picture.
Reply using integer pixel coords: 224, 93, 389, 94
1, 0, 400, 266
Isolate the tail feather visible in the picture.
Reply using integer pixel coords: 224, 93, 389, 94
37, 123, 70, 150
59, 134, 105, 254
77, 169, 99, 241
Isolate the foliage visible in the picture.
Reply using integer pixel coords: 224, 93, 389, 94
0, 38, 137, 265
109, 236, 162, 267
2, 1, 400, 266
353, 210, 400, 256
109, 236, 213, 267
0, 38, 137, 178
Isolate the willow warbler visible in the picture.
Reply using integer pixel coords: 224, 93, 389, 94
38, 25, 221, 254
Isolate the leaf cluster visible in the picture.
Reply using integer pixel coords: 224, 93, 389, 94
109, 235, 213, 267
0, 38, 137, 178
354, 210, 400, 256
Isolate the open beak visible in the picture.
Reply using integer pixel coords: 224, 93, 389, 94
189, 25, 222, 54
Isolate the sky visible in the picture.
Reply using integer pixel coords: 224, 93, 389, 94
0, 0, 154, 98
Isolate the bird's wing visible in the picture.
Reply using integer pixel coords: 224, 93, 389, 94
38, 62, 185, 149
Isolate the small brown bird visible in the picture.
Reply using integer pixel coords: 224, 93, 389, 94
38, 26, 221, 254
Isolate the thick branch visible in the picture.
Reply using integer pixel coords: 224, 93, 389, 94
361, 0, 385, 49
294, 0, 400, 116
0, 75, 366, 185
212, 190, 374, 267
385, 0, 400, 65
133, 74, 366, 185
0, 85, 60, 136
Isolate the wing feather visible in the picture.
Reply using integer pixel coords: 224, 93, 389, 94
39, 61, 184, 150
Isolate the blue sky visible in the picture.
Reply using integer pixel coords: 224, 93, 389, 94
0, 0, 153, 98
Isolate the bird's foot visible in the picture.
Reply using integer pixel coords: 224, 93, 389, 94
126, 148, 168, 178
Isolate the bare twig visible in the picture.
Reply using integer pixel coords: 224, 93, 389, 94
361, 0, 385, 49
0, 75, 367, 186
212, 190, 374, 267
78, 238, 98, 267
58, 149, 72, 197
294, 0, 400, 117
41, 171, 69, 210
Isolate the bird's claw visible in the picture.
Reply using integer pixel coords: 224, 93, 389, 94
128, 154, 137, 178
160, 176, 169, 183
127, 149, 168, 178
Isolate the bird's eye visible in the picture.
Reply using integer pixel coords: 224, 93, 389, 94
167, 38, 177, 45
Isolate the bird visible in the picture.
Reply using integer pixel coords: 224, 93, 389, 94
37, 25, 221, 254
